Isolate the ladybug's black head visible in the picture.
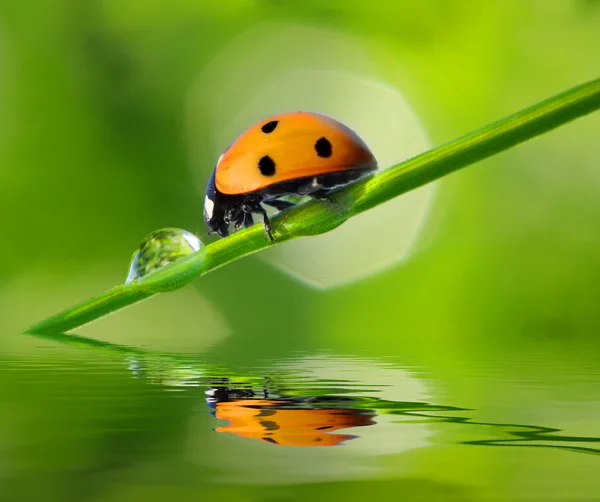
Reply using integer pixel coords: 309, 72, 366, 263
203, 170, 231, 238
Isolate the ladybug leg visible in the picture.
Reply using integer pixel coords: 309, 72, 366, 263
243, 212, 254, 228
263, 199, 296, 211
232, 212, 247, 233
242, 203, 274, 242
232, 219, 244, 233
257, 206, 274, 242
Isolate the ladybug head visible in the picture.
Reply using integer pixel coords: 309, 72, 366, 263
203, 169, 232, 238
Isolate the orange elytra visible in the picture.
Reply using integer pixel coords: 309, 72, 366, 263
213, 398, 376, 447
203, 111, 377, 241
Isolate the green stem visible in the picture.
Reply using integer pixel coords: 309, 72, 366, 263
25, 77, 600, 336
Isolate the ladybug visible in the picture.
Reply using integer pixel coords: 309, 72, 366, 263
205, 382, 376, 447
203, 111, 378, 241
213, 399, 375, 447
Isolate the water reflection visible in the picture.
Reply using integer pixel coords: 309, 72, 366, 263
207, 385, 376, 447
28, 331, 600, 458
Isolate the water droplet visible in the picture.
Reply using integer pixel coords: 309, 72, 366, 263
125, 228, 202, 285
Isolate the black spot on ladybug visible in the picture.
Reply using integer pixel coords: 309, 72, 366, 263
262, 437, 278, 444
315, 137, 332, 158
258, 155, 276, 176
316, 425, 334, 430
260, 420, 280, 431
257, 409, 276, 417
261, 120, 278, 133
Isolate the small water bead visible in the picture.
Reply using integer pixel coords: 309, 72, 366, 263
125, 228, 202, 285
125, 356, 206, 389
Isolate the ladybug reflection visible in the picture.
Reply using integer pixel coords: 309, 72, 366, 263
206, 385, 376, 447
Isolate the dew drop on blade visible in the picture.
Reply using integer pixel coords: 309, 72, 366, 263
125, 228, 202, 285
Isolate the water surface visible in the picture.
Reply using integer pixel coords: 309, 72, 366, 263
1, 332, 598, 502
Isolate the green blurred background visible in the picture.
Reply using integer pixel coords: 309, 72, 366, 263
0, 1, 599, 501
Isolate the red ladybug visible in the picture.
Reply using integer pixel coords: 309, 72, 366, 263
204, 112, 378, 241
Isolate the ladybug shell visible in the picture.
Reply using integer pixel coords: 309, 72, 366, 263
215, 112, 377, 195
214, 399, 376, 447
